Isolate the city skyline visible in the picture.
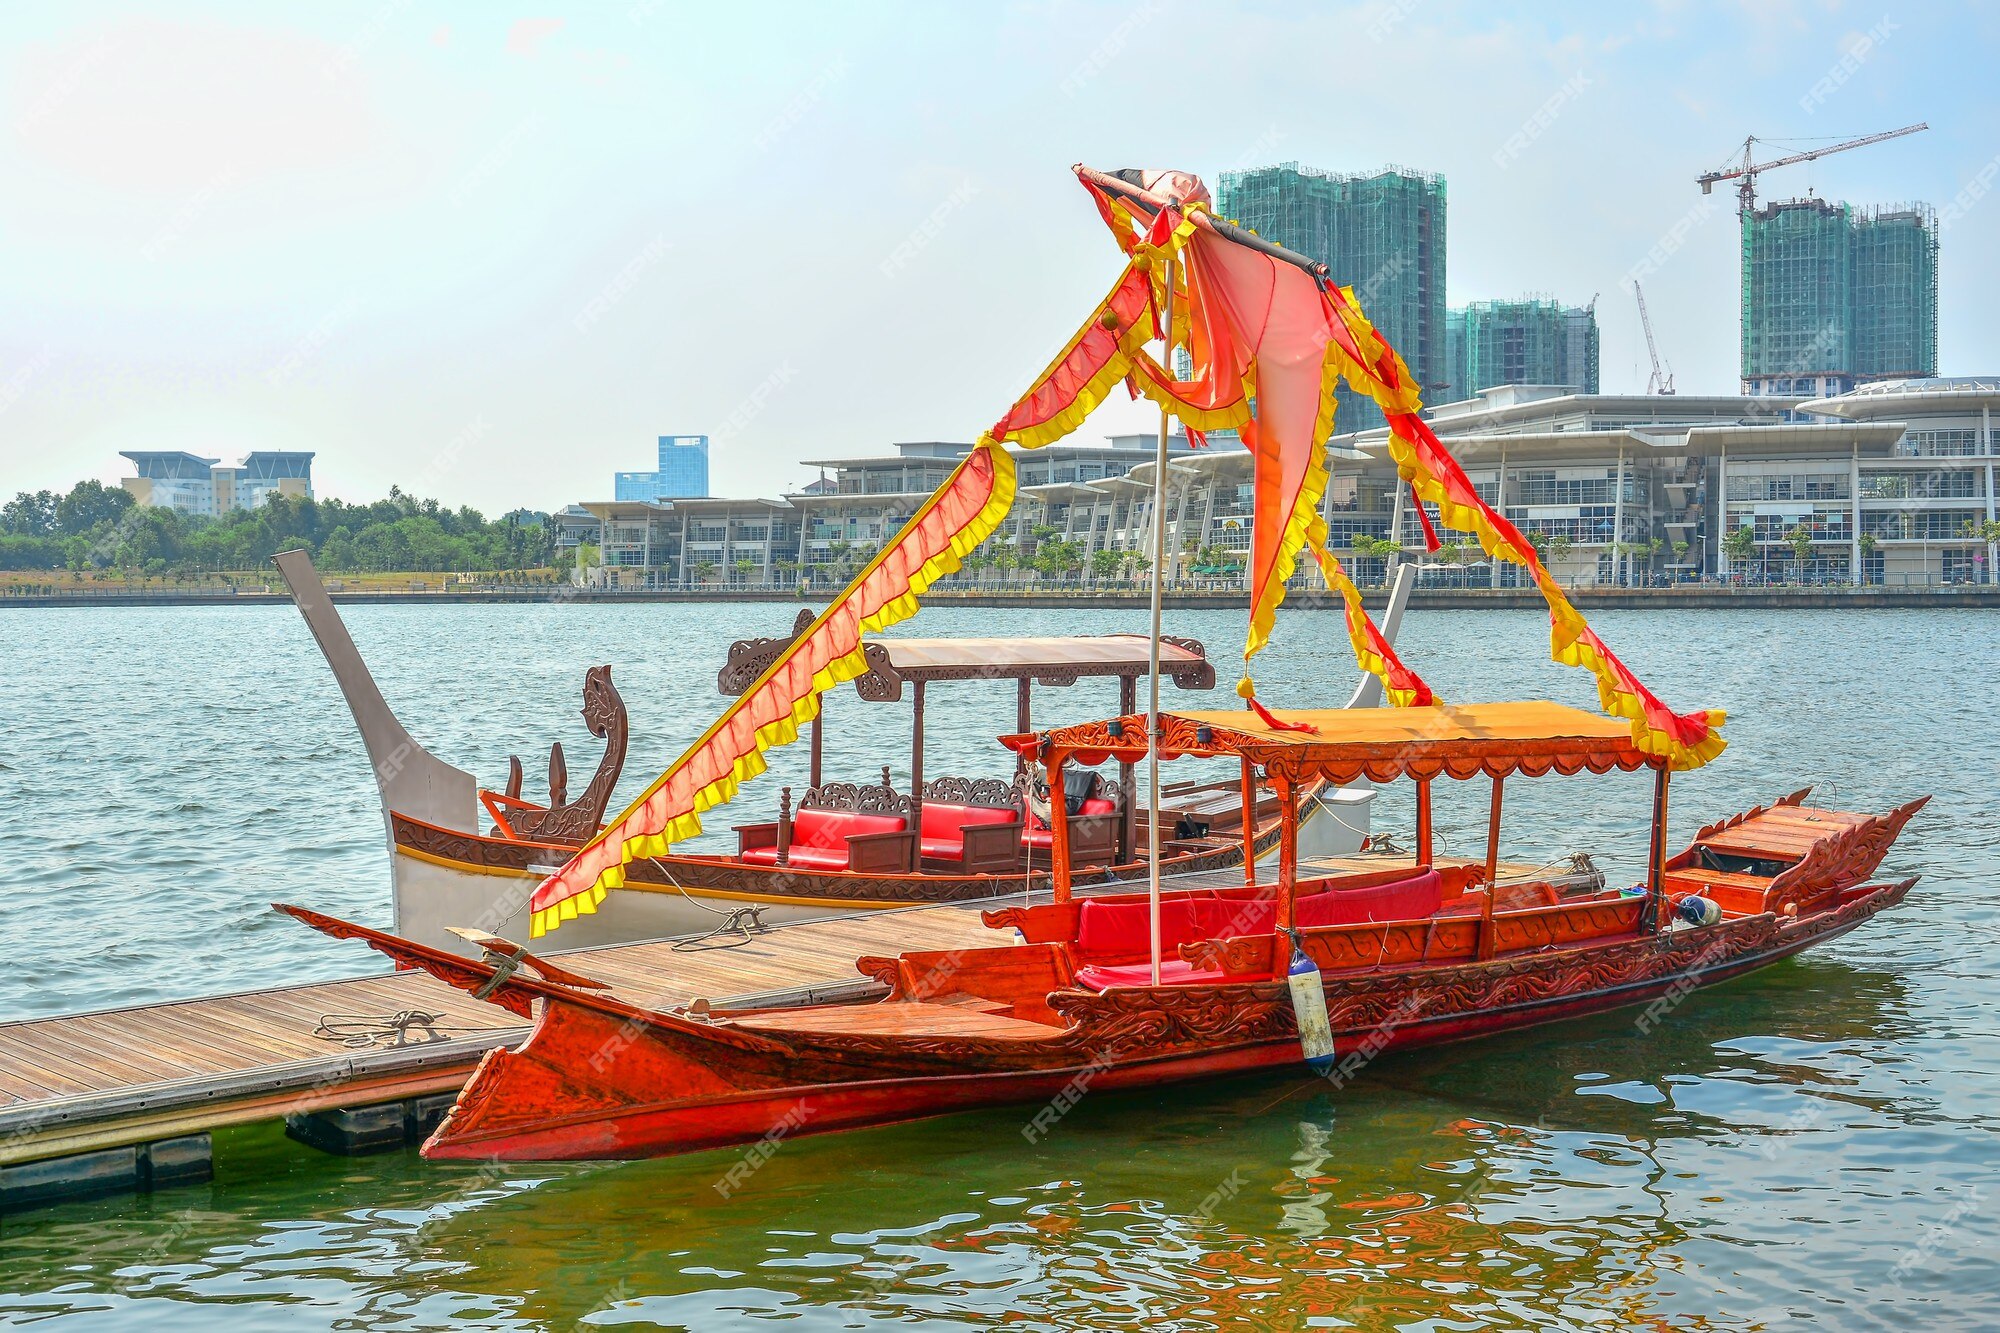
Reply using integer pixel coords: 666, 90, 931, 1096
1, 1, 1990, 515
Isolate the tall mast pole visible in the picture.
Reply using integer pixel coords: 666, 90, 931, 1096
1146, 241, 1178, 986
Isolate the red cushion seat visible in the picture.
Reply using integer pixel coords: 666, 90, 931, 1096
795, 808, 905, 850
918, 801, 1017, 861
1294, 870, 1443, 927
1075, 895, 1277, 964
738, 807, 908, 871
739, 844, 852, 871
1075, 960, 1234, 989
1071, 871, 1447, 966
1022, 796, 1118, 850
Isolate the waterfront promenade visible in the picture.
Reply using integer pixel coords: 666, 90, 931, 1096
4, 582, 1997, 611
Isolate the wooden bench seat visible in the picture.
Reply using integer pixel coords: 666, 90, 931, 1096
1663, 866, 1772, 916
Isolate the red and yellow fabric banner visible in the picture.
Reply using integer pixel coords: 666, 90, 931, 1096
1077, 166, 1714, 766
1078, 171, 1431, 714
1312, 546, 1434, 708
1317, 283, 1725, 770
531, 240, 1227, 934
991, 263, 1158, 449
529, 439, 1017, 934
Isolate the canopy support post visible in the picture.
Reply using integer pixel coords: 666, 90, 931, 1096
1144, 240, 1179, 987
1275, 777, 1299, 933
1644, 765, 1670, 933
809, 696, 824, 788
1240, 756, 1258, 886
1484, 776, 1504, 886
1478, 776, 1503, 960
1048, 753, 1072, 903
1415, 776, 1434, 867
910, 680, 926, 816
1118, 675, 1136, 864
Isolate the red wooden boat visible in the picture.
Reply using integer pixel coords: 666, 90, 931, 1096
279, 699, 1924, 1162
276, 550, 1407, 955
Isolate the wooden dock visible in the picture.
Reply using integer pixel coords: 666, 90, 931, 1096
0, 899, 1008, 1212
0, 851, 1547, 1213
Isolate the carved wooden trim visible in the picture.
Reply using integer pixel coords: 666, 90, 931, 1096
800, 782, 914, 819
923, 776, 1015, 808
717, 609, 816, 695
508, 665, 629, 843
850, 643, 902, 702
1766, 796, 1927, 908
719, 610, 904, 702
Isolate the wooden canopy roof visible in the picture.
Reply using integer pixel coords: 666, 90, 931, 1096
719, 613, 1215, 700
878, 636, 1213, 686
1013, 700, 1665, 783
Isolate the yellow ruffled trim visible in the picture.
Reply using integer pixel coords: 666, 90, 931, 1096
1002, 267, 1159, 452
1128, 352, 1254, 433
1242, 329, 1345, 667
532, 442, 1020, 935
1310, 542, 1431, 709
1325, 299, 1726, 771
1372, 425, 1724, 770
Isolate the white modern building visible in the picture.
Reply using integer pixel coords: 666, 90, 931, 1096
1336, 379, 2000, 586
119, 451, 315, 517
552, 378, 2000, 590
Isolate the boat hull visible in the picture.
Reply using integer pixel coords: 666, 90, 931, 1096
417, 877, 1914, 1162
389, 791, 1350, 956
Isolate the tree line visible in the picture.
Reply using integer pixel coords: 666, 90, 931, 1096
0, 480, 558, 576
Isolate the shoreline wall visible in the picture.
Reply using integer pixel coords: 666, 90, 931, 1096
4, 586, 1997, 611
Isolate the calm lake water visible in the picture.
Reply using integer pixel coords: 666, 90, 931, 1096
0, 599, 1991, 1329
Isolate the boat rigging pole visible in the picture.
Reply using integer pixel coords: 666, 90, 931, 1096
1145, 233, 1179, 987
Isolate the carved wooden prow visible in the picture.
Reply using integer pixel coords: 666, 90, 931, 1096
505, 743, 570, 806
506, 665, 630, 842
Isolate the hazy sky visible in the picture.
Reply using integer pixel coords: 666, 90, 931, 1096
1, 1, 1990, 514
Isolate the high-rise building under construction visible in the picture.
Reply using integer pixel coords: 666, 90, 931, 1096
1740, 198, 1937, 396
1216, 163, 1446, 432
1444, 299, 1600, 401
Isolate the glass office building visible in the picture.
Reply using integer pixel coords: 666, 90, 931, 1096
616, 435, 711, 501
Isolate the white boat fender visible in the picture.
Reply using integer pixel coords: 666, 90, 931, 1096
1285, 929, 1336, 1075
1674, 894, 1723, 927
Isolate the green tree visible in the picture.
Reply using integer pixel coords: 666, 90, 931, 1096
1722, 524, 1757, 571
1784, 524, 1815, 579
732, 557, 759, 585
1, 490, 58, 537
54, 481, 133, 536
1088, 548, 1121, 582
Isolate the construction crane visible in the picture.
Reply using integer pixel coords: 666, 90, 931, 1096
1633, 282, 1673, 396
1697, 123, 1928, 214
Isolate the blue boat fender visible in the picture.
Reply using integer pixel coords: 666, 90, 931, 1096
1673, 893, 1723, 927
1286, 929, 1336, 1075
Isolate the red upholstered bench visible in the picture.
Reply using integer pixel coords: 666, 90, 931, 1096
918, 801, 1022, 873
1073, 870, 1446, 989
1022, 795, 1119, 866
1294, 869, 1444, 927
737, 807, 915, 873
1072, 894, 1275, 988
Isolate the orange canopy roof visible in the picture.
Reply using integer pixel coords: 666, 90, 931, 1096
1017, 700, 1667, 783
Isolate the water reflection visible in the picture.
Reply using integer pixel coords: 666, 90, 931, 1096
0, 603, 1990, 1328
6, 951, 1956, 1331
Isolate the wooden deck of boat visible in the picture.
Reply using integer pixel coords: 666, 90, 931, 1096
0, 899, 1008, 1177
0, 849, 1513, 1208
